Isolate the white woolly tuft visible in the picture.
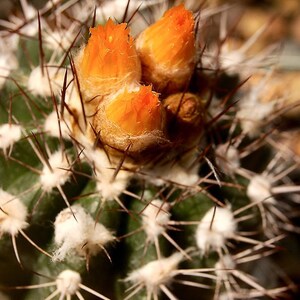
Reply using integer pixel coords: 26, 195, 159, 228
0, 123, 22, 153
125, 252, 183, 294
56, 270, 81, 296
219, 292, 233, 300
237, 100, 275, 137
44, 26, 78, 52
247, 175, 274, 204
96, 172, 129, 201
27, 66, 65, 97
84, 148, 131, 201
44, 111, 71, 139
0, 33, 18, 88
0, 189, 28, 236
145, 162, 199, 186
195, 206, 236, 254
40, 150, 71, 192
10, 0, 39, 36
142, 199, 170, 241
0, 52, 18, 89
215, 144, 240, 175
53, 205, 114, 261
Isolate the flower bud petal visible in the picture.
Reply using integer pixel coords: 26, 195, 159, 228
76, 19, 141, 99
163, 92, 204, 143
93, 85, 168, 158
105, 85, 163, 136
136, 5, 196, 94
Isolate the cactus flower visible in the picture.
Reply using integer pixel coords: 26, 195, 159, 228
92, 85, 167, 156
105, 85, 163, 136
76, 19, 141, 99
136, 4, 196, 94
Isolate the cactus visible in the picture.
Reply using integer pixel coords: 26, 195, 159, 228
0, 1, 300, 299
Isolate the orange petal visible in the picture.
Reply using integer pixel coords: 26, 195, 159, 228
137, 4, 195, 70
105, 86, 163, 136
77, 19, 141, 96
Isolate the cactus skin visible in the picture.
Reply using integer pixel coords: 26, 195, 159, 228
0, 1, 300, 300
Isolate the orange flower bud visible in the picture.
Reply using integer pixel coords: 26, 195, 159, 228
105, 86, 163, 136
92, 85, 168, 157
163, 92, 204, 125
163, 92, 204, 144
75, 19, 141, 99
136, 5, 196, 94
